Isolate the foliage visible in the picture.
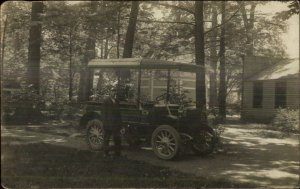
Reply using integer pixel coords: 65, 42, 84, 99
11, 85, 43, 107
1, 1, 31, 82
134, 2, 194, 60
90, 70, 118, 101
272, 108, 299, 136
156, 86, 192, 107
4, 83, 45, 124
207, 110, 225, 150
212, 124, 226, 149
275, 1, 299, 20
1, 1, 293, 122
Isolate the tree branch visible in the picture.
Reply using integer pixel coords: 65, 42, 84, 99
204, 45, 220, 50
237, 1, 250, 30
204, 5, 242, 35
259, 20, 286, 27
137, 19, 195, 25
150, 2, 194, 15
226, 79, 241, 96
135, 18, 213, 24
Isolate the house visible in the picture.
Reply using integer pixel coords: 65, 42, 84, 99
241, 56, 299, 123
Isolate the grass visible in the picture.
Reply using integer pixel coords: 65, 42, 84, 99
1, 142, 257, 188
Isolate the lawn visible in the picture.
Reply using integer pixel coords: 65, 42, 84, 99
1, 142, 256, 188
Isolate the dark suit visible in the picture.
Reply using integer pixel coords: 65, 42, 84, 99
102, 96, 122, 156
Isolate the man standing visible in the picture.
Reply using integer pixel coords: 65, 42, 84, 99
102, 88, 122, 158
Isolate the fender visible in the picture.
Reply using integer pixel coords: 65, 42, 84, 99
80, 111, 102, 128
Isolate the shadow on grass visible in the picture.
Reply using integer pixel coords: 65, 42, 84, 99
1, 143, 256, 188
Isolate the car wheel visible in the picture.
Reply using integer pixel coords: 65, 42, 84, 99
151, 125, 181, 160
192, 127, 216, 156
86, 119, 104, 151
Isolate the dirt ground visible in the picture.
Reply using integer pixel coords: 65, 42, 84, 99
1, 119, 299, 188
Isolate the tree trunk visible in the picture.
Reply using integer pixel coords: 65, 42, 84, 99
123, 1, 139, 58
68, 29, 73, 101
239, 2, 256, 55
27, 1, 43, 93
118, 1, 139, 98
14, 32, 21, 55
121, 1, 139, 79
218, 1, 226, 122
209, 5, 218, 112
194, 1, 207, 125
116, 6, 121, 58
78, 1, 97, 102
100, 39, 104, 59
104, 30, 109, 59
1, 15, 7, 68
248, 4, 256, 55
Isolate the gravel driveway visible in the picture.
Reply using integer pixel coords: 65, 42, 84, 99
1, 120, 299, 188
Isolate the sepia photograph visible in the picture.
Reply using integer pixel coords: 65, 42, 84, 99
1, 1, 299, 188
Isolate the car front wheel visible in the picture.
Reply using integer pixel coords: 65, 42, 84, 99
151, 125, 181, 160
86, 119, 104, 151
192, 127, 216, 156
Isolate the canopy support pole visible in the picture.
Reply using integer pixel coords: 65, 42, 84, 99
166, 69, 171, 103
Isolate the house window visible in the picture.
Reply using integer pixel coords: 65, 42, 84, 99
275, 81, 286, 108
253, 81, 263, 108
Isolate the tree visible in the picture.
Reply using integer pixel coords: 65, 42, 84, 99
78, 1, 97, 101
237, 2, 256, 55
1, 1, 31, 91
2, 1, 292, 120
123, 1, 139, 58
1, 15, 7, 66
275, 0, 299, 20
218, 1, 226, 122
140, 1, 195, 60
42, 1, 86, 103
116, 4, 122, 58
27, 1, 43, 93
225, 1, 288, 94
116, 1, 139, 99
194, 1, 207, 124
208, 4, 218, 111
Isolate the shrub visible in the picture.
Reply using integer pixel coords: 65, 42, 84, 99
207, 113, 219, 126
207, 112, 225, 150
272, 108, 299, 136
211, 124, 225, 149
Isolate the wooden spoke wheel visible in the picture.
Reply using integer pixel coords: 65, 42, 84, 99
86, 119, 104, 151
192, 128, 216, 156
151, 125, 181, 160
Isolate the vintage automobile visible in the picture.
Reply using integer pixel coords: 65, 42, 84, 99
80, 58, 216, 160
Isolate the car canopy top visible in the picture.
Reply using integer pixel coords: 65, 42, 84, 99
88, 58, 201, 73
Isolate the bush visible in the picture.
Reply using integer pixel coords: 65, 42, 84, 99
272, 108, 299, 136
207, 113, 219, 126
207, 112, 226, 150
211, 124, 225, 150
4, 84, 45, 124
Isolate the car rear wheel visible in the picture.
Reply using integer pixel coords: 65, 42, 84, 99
151, 125, 181, 160
86, 119, 104, 151
192, 128, 216, 156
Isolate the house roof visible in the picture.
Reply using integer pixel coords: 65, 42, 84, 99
247, 58, 299, 81
88, 58, 201, 73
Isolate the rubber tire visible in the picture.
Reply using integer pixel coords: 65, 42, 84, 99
151, 125, 181, 160
86, 119, 104, 151
192, 127, 216, 156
